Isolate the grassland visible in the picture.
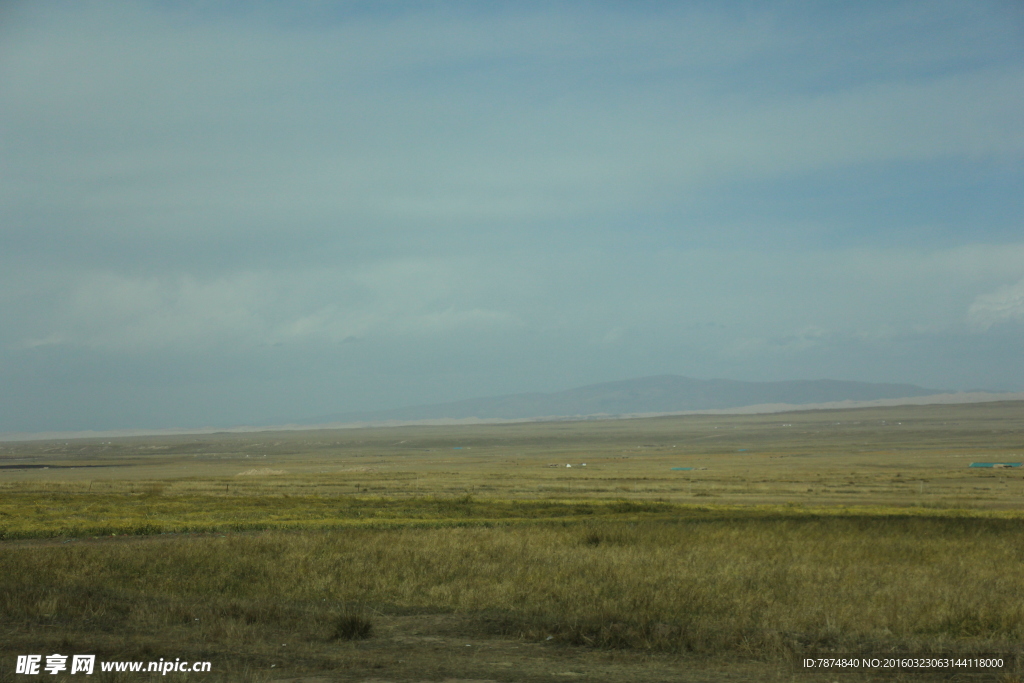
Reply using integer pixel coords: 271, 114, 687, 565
2, 401, 1024, 681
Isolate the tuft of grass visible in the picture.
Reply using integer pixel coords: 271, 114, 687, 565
332, 611, 373, 640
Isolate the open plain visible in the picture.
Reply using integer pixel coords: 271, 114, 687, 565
2, 401, 1024, 682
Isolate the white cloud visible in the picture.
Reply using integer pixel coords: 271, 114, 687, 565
968, 278, 1024, 331
21, 271, 269, 350
9, 259, 525, 352
9, 242, 1024, 355
394, 308, 524, 336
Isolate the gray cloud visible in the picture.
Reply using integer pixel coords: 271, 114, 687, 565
4, 3, 1020, 243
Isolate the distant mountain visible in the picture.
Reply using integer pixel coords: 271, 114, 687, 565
305, 375, 940, 424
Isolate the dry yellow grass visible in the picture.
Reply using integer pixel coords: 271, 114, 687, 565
3, 516, 1024, 681
3, 401, 1023, 510
2, 401, 1024, 681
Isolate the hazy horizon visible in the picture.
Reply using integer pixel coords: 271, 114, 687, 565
2, 1, 1023, 432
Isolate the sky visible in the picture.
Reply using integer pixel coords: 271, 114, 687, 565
1, 1, 1023, 433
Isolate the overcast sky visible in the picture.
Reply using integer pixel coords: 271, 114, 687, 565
2, 1, 1023, 432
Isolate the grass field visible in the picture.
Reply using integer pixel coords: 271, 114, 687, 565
2, 401, 1024, 681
